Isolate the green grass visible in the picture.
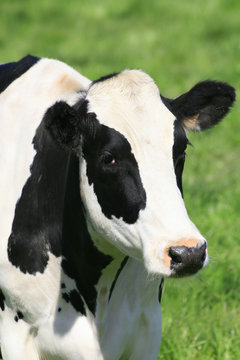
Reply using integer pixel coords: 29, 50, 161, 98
0, 0, 239, 359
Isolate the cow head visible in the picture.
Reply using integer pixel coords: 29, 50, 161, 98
44, 70, 235, 278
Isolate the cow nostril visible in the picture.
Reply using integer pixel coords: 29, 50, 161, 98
200, 243, 207, 264
201, 252, 206, 264
168, 247, 183, 264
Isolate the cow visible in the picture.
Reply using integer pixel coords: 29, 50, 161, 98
0, 55, 235, 360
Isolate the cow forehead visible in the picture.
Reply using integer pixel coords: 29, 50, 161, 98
86, 70, 176, 157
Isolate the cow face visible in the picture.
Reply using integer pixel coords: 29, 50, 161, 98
45, 70, 235, 278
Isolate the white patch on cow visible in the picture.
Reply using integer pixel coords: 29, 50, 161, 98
36, 272, 104, 360
0, 251, 61, 360
0, 252, 61, 322
0, 250, 110, 360
80, 70, 207, 276
99, 258, 162, 360
0, 305, 40, 360
95, 255, 125, 333
0, 257, 105, 360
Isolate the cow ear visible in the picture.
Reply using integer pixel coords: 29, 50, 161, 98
161, 81, 235, 131
44, 100, 99, 150
44, 101, 82, 149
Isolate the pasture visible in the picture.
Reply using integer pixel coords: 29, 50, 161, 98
0, 0, 239, 359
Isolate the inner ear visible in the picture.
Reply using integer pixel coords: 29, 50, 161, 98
183, 113, 200, 131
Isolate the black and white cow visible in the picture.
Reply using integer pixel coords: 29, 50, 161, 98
0, 55, 235, 360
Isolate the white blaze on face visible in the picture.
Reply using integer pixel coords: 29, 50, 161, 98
80, 70, 207, 276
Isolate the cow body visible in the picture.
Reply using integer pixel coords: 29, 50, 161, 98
0, 56, 235, 360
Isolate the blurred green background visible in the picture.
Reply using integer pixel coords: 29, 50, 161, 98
1, 0, 239, 359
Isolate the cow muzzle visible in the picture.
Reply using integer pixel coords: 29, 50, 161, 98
168, 241, 207, 277
162, 238, 208, 277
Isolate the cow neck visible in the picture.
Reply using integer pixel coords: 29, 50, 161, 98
61, 154, 113, 315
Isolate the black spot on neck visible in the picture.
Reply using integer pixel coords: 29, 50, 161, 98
62, 292, 70, 303
62, 289, 85, 314
61, 154, 112, 314
14, 310, 24, 322
0, 55, 39, 94
0, 289, 5, 311
8, 121, 69, 274
17, 311, 24, 320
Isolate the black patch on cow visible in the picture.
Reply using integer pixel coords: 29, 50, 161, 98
61, 154, 112, 314
63, 289, 85, 314
172, 120, 188, 195
0, 289, 5, 311
91, 72, 119, 86
61, 283, 66, 289
83, 119, 147, 224
62, 292, 70, 303
14, 311, 24, 323
0, 55, 39, 94
158, 278, 164, 303
58, 307, 62, 312
17, 311, 24, 320
8, 121, 69, 274
108, 257, 128, 302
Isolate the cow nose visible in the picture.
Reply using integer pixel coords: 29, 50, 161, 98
169, 242, 206, 277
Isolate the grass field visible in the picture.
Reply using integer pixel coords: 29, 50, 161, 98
0, 0, 239, 359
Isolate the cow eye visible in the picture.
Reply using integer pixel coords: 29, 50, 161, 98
101, 152, 116, 165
